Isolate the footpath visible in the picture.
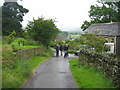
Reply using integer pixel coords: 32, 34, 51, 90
22, 54, 78, 88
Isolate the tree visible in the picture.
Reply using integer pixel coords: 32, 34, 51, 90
81, 1, 120, 31
61, 31, 68, 37
81, 21, 92, 31
26, 17, 60, 47
2, 2, 29, 36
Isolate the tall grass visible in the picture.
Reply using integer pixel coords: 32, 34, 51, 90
69, 59, 115, 88
2, 44, 13, 60
2, 48, 53, 88
2, 59, 30, 88
2, 56, 48, 88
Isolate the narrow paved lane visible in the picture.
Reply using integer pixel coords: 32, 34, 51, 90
23, 54, 78, 88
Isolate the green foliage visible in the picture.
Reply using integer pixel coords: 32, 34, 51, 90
28, 56, 47, 69
84, 33, 106, 52
7, 31, 16, 44
69, 59, 115, 88
50, 40, 64, 47
10, 38, 26, 51
68, 50, 76, 54
9, 38, 42, 51
69, 33, 107, 52
81, 21, 92, 31
2, 44, 13, 59
10, 41, 22, 51
2, 56, 47, 88
67, 40, 78, 50
2, 47, 53, 88
2, 2, 29, 36
24, 39, 39, 46
81, 2, 120, 31
2, 33, 54, 88
2, 36, 8, 44
2, 31, 18, 44
14, 38, 26, 46
26, 17, 60, 47
41, 49, 54, 57
22, 30, 30, 39
2, 43, 54, 87
2, 69, 25, 88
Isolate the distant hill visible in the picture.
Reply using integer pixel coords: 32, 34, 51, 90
62, 27, 84, 35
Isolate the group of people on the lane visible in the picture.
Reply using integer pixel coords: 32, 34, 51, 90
55, 44, 69, 58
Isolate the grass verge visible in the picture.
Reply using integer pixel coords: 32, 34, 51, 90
2, 56, 48, 88
2, 48, 53, 88
69, 59, 115, 88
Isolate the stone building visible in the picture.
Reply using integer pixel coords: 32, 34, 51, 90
85, 22, 120, 55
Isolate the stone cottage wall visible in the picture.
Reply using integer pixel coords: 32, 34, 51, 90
79, 49, 120, 88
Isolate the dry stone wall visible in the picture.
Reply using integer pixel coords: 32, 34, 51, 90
79, 49, 120, 88
13, 48, 45, 60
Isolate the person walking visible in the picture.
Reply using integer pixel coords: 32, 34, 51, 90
64, 44, 69, 58
60, 44, 64, 56
55, 44, 59, 57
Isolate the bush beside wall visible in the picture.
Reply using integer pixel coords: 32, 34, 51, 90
79, 49, 120, 88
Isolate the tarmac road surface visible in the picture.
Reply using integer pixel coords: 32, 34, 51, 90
22, 54, 78, 88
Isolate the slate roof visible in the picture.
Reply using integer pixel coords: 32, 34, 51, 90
85, 22, 120, 36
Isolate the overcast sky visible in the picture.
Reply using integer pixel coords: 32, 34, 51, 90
0, 0, 98, 31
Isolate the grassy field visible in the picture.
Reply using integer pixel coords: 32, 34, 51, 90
69, 59, 115, 88
23, 45, 43, 49
68, 34, 81, 37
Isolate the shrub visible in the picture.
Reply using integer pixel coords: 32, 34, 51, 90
68, 33, 107, 52
7, 31, 16, 44
14, 38, 26, 46
10, 41, 23, 51
10, 38, 27, 51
